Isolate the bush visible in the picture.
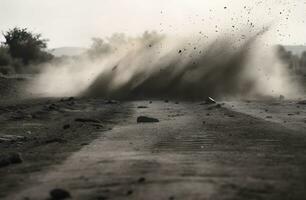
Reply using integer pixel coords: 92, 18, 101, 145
2, 27, 53, 65
0, 46, 12, 66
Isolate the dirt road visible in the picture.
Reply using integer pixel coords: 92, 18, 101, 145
2, 100, 306, 200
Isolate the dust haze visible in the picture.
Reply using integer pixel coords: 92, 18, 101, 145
29, 28, 301, 100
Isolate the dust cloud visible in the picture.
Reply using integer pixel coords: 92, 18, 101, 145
28, 28, 301, 100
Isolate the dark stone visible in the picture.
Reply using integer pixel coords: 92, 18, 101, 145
45, 138, 67, 144
63, 124, 70, 129
105, 100, 119, 104
126, 190, 133, 196
50, 188, 71, 199
8, 153, 23, 164
297, 100, 306, 105
137, 116, 159, 123
75, 118, 101, 123
137, 106, 148, 109
0, 153, 23, 168
138, 177, 146, 183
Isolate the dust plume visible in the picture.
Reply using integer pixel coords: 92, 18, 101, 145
28, 29, 300, 100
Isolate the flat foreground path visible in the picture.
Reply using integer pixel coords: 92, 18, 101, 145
7, 101, 306, 200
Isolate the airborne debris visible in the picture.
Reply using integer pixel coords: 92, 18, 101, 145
204, 97, 216, 104
137, 116, 159, 123
50, 188, 71, 200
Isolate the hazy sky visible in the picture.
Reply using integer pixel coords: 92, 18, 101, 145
0, 0, 305, 48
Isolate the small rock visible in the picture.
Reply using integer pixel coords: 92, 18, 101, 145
138, 177, 146, 183
75, 118, 101, 123
279, 95, 285, 101
137, 116, 159, 123
297, 100, 306, 105
105, 100, 119, 104
126, 190, 133, 196
50, 188, 71, 200
63, 124, 70, 130
45, 138, 67, 144
0, 153, 23, 168
137, 106, 148, 109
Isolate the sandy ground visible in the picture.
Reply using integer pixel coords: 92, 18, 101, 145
1, 97, 306, 200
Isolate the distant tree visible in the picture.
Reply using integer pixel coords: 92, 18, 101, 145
2, 27, 53, 65
300, 51, 306, 68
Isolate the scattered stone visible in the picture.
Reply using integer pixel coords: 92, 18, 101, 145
126, 190, 133, 196
175, 101, 179, 104
50, 188, 71, 200
63, 124, 70, 130
105, 100, 119, 104
47, 104, 59, 111
75, 118, 101, 123
266, 116, 272, 119
202, 121, 206, 124
0, 153, 23, 168
137, 106, 148, 109
279, 95, 285, 101
164, 100, 169, 103
149, 101, 153, 104
138, 177, 146, 183
137, 116, 159, 123
45, 138, 67, 144
297, 100, 306, 105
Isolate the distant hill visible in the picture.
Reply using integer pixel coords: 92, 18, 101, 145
284, 45, 306, 56
49, 47, 87, 57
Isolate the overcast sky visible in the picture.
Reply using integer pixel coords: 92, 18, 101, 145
0, 0, 305, 48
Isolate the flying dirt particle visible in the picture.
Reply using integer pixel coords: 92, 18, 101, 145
178, 49, 182, 54
49, 188, 71, 200
204, 97, 216, 104
137, 116, 159, 123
